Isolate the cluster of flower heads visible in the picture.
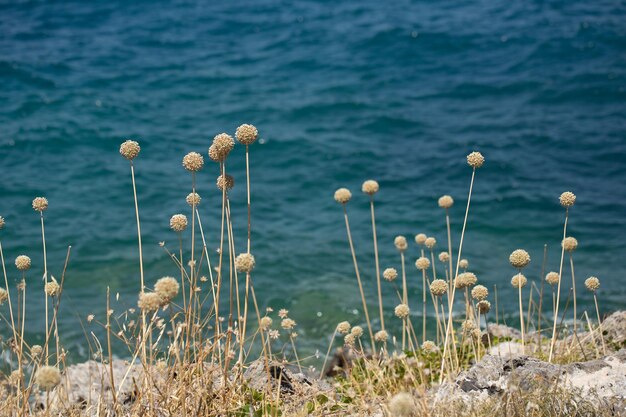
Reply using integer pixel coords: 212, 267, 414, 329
138, 276, 180, 312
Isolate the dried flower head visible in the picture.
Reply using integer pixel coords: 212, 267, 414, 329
560, 191, 576, 208
260, 316, 273, 330
170, 214, 188, 232
212, 133, 235, 160
438, 252, 450, 263
138, 292, 163, 312
186, 192, 201, 206
511, 273, 528, 289
509, 249, 531, 269
562, 237, 578, 252
545, 271, 560, 286
334, 188, 352, 204
154, 276, 179, 301
235, 253, 255, 273
415, 233, 427, 245
45, 281, 61, 297
281, 318, 296, 330
0, 216, 4, 229
31, 345, 43, 357
344, 333, 356, 346
462, 319, 477, 335
421, 340, 439, 353
455, 272, 477, 289
438, 195, 454, 209
236, 124, 258, 145
467, 151, 485, 168
278, 309, 289, 319
471, 285, 489, 301
374, 330, 389, 342
208, 144, 221, 162
394, 236, 408, 252
388, 392, 417, 417
362, 180, 379, 195
415, 257, 430, 271
395, 303, 410, 319
32, 197, 48, 212
35, 366, 61, 391
383, 267, 398, 282
459, 259, 469, 269
15, 255, 31, 271
337, 321, 351, 334
0, 288, 7, 304
120, 140, 140, 160
585, 276, 600, 292
216, 174, 235, 191
425, 237, 436, 249
477, 300, 491, 314
430, 279, 448, 297
182, 152, 203, 172
351, 326, 363, 337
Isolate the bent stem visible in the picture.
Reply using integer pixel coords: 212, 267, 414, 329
39, 212, 50, 364
549, 208, 569, 362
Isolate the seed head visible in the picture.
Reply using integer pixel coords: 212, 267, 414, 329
186, 192, 201, 206
0, 216, 5, 229
170, 214, 188, 232
425, 237, 436, 249
216, 174, 234, 191
562, 237, 578, 252
560, 191, 576, 208
415, 233, 427, 245
182, 152, 204, 172
236, 124, 258, 145
459, 259, 469, 269
415, 257, 430, 271
511, 273, 528, 289
334, 188, 352, 204
35, 366, 61, 391
394, 236, 408, 252
361, 180, 379, 195
509, 249, 530, 269
15, 255, 31, 271
31, 345, 43, 358
395, 303, 410, 319
545, 271, 560, 286
383, 267, 398, 282
45, 281, 61, 297
351, 326, 363, 337
471, 284, 489, 301
138, 292, 163, 312
374, 330, 389, 342
278, 309, 289, 319
344, 333, 356, 346
32, 197, 48, 212
235, 253, 255, 273
462, 319, 477, 335
430, 279, 448, 296
120, 140, 140, 160
438, 252, 450, 263
0, 288, 7, 304
585, 276, 600, 292
208, 144, 221, 162
212, 133, 235, 161
455, 272, 477, 289
467, 151, 485, 168
154, 276, 179, 301
336, 321, 351, 334
281, 318, 296, 330
421, 340, 439, 353
260, 316, 273, 330
477, 300, 491, 314
438, 195, 454, 209
388, 392, 416, 417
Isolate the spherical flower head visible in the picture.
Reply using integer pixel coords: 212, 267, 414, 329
138, 292, 163, 312
15, 255, 31, 271
562, 237, 578, 252
545, 271, 560, 286
511, 273, 528, 289
0, 216, 5, 230
425, 237, 436, 249
438, 195, 454, 209
186, 192, 201, 207
509, 249, 531, 269
170, 214, 188, 232
32, 197, 48, 212
438, 252, 450, 263
260, 316, 273, 331
467, 151, 485, 168
235, 253, 255, 273
351, 326, 363, 337
182, 152, 204, 172
361, 180, 379, 196
388, 392, 416, 417
459, 259, 469, 269
278, 309, 289, 319
455, 272, 477, 289
208, 144, 222, 162
35, 366, 61, 391
337, 321, 351, 335
45, 281, 61, 297
120, 140, 140, 160
374, 330, 389, 342
394, 236, 408, 252
281, 318, 296, 330
212, 133, 235, 160
334, 188, 352, 204
31, 345, 43, 358
471, 285, 488, 301
585, 276, 600, 292
430, 279, 448, 297
344, 333, 356, 346
560, 191, 576, 208
421, 340, 439, 353
0, 288, 7, 305
462, 319, 477, 335
477, 300, 491, 314
395, 303, 410, 319
415, 256, 430, 271
154, 276, 179, 301
415, 233, 427, 246
216, 174, 234, 191
383, 267, 398, 282
236, 124, 258, 145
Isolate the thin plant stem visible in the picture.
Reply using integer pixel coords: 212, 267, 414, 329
549, 208, 569, 362
40, 212, 50, 364
569, 253, 577, 336
518, 284, 525, 353
445, 208, 453, 309
537, 244, 547, 351
593, 292, 606, 355
106, 287, 118, 407
369, 198, 385, 332
0, 241, 17, 354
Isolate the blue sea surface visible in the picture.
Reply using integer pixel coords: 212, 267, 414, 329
1, 0, 625, 361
